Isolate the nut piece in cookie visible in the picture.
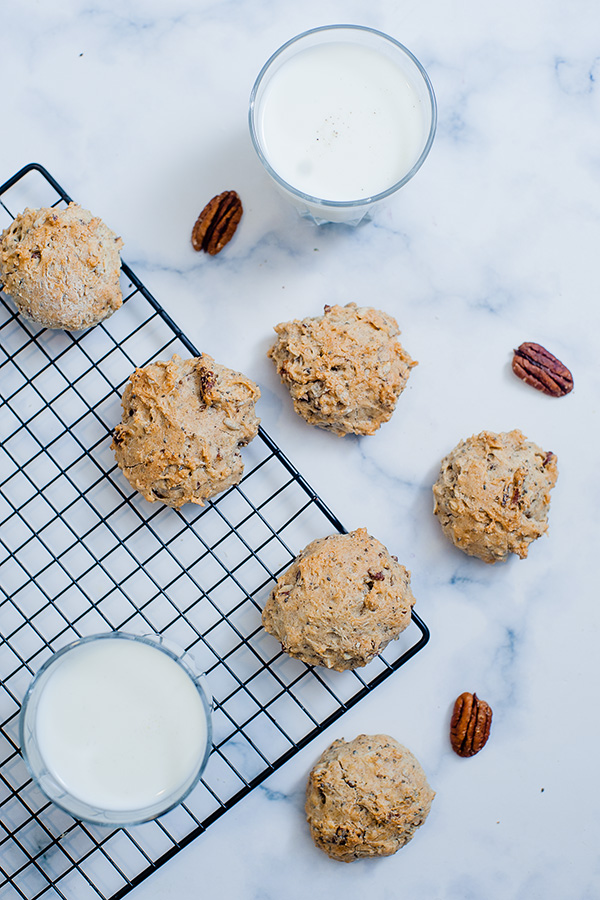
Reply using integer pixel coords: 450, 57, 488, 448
305, 734, 435, 862
262, 528, 415, 671
432, 429, 558, 563
0, 203, 123, 331
111, 354, 260, 508
268, 302, 417, 436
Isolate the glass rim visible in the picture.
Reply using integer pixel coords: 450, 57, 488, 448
248, 24, 438, 209
19, 631, 213, 827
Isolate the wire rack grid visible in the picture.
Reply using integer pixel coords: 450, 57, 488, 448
0, 163, 429, 900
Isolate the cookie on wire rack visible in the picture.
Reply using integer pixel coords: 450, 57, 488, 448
0, 202, 123, 331
262, 528, 415, 671
112, 353, 260, 508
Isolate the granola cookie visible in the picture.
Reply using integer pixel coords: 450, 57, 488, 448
268, 302, 416, 436
305, 734, 435, 862
112, 354, 260, 508
262, 528, 415, 671
432, 429, 558, 563
0, 203, 123, 330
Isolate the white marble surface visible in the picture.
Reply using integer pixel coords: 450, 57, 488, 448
2, 1, 600, 898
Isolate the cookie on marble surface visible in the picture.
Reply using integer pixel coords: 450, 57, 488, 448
261, 528, 415, 671
112, 353, 260, 508
432, 429, 558, 563
0, 203, 123, 330
305, 734, 435, 862
267, 302, 416, 436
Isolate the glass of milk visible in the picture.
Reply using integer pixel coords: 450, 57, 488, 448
19, 632, 212, 826
249, 24, 437, 225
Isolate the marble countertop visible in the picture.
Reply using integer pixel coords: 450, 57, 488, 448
2, 1, 599, 898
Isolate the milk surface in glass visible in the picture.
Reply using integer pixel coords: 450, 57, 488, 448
34, 638, 208, 811
257, 41, 429, 202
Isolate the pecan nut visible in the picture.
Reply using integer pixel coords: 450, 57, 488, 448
512, 342, 573, 397
192, 190, 243, 255
198, 365, 217, 403
450, 692, 492, 757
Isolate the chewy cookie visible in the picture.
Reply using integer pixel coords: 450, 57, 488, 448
0, 203, 123, 330
268, 302, 416, 436
112, 354, 260, 508
305, 734, 435, 862
262, 528, 415, 671
432, 429, 558, 563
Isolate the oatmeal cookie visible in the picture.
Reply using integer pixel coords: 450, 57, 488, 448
268, 302, 416, 436
261, 528, 415, 671
432, 429, 558, 563
0, 203, 123, 330
112, 354, 260, 508
305, 734, 435, 862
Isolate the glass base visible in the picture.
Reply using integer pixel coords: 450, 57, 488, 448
297, 204, 374, 227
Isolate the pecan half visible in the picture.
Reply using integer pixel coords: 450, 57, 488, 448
450, 692, 492, 757
512, 342, 573, 397
192, 190, 243, 255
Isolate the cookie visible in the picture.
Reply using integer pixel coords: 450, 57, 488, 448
112, 354, 260, 508
268, 302, 416, 436
261, 528, 415, 671
432, 429, 558, 563
305, 734, 435, 862
0, 203, 123, 330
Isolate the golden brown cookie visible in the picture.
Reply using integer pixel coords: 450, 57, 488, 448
432, 429, 558, 563
112, 354, 260, 508
0, 203, 123, 330
305, 734, 435, 862
268, 302, 416, 436
262, 528, 415, 670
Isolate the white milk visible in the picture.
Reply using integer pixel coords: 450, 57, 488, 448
255, 41, 430, 202
34, 638, 208, 812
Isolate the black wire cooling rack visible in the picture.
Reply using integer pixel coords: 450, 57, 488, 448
0, 163, 430, 900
